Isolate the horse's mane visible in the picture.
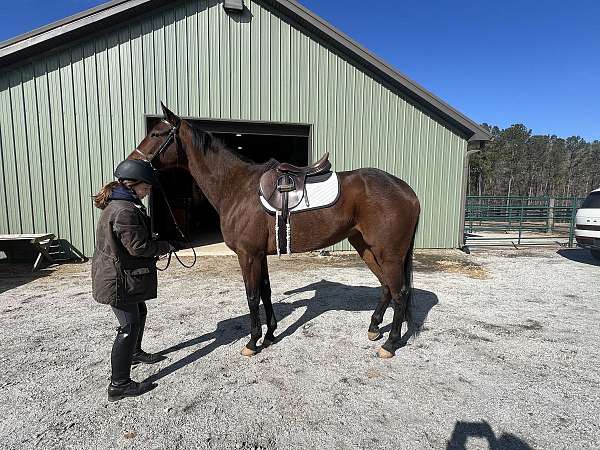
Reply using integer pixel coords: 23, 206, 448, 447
188, 122, 256, 166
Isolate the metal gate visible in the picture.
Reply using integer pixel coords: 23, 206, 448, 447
464, 196, 584, 247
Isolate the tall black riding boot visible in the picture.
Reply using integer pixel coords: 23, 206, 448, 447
107, 380, 156, 402
111, 323, 137, 384
108, 323, 155, 401
131, 314, 166, 365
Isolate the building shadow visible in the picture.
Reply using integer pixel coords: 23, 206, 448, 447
0, 263, 54, 295
556, 248, 600, 266
144, 280, 438, 384
0, 237, 88, 294
446, 420, 533, 449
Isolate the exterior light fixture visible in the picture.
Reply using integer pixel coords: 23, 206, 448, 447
223, 0, 244, 13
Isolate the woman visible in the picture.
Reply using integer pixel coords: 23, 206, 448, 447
92, 159, 173, 402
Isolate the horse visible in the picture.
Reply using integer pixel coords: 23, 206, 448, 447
128, 103, 420, 359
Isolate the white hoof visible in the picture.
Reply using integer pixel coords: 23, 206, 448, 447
377, 347, 394, 359
368, 331, 381, 341
241, 346, 256, 357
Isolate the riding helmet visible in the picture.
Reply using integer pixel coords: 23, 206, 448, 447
113, 159, 160, 186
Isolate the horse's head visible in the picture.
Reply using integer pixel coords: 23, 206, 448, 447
127, 102, 189, 171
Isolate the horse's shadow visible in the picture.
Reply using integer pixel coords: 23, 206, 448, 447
143, 280, 438, 384
276, 280, 438, 345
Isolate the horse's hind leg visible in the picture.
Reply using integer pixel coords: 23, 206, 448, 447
378, 259, 409, 359
369, 286, 391, 341
260, 256, 277, 347
348, 233, 391, 341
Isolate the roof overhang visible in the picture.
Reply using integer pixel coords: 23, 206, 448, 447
0, 0, 170, 65
0, 0, 491, 142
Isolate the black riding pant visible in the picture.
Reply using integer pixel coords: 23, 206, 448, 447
110, 302, 147, 384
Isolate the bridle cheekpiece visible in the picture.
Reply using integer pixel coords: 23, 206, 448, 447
134, 119, 180, 165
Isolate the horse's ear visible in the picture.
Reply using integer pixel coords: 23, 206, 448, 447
160, 101, 181, 127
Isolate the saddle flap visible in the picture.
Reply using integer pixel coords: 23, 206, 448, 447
259, 169, 305, 210
260, 169, 304, 210
286, 189, 304, 210
259, 170, 279, 200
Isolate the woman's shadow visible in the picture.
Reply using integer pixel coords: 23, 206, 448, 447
446, 420, 533, 449
143, 280, 438, 383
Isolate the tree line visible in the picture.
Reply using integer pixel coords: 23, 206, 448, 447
468, 124, 600, 198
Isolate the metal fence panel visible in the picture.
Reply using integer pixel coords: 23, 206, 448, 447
465, 196, 584, 247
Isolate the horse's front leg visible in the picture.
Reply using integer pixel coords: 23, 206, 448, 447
260, 256, 277, 347
238, 252, 263, 357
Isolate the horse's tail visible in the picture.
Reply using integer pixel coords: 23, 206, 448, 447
404, 217, 421, 338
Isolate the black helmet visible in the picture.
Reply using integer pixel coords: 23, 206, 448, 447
114, 159, 160, 186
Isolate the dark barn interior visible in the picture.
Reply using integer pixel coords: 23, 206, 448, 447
148, 117, 310, 244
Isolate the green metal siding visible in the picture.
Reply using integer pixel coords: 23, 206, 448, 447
0, 0, 468, 254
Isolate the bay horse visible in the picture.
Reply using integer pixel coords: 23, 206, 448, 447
129, 104, 420, 359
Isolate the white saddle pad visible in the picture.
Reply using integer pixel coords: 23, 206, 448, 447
260, 172, 340, 213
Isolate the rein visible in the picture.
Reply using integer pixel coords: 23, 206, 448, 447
135, 119, 197, 271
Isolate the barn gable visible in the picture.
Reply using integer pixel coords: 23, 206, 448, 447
0, 0, 489, 253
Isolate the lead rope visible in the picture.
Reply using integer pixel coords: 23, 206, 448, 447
155, 185, 197, 271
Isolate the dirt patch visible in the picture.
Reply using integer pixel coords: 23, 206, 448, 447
501, 250, 556, 258
515, 319, 544, 331
414, 252, 489, 279
475, 319, 544, 336
444, 328, 495, 342
164, 250, 490, 280
475, 321, 513, 336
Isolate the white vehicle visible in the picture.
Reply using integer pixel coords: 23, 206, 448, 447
575, 188, 600, 260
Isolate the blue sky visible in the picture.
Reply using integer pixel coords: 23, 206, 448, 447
1, 0, 599, 140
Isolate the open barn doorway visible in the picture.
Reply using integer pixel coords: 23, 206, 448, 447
147, 117, 311, 252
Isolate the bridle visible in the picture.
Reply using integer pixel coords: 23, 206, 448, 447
134, 119, 180, 163
135, 119, 196, 270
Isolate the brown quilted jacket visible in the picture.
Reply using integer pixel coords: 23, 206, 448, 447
91, 199, 170, 306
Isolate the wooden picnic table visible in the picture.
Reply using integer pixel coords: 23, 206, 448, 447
0, 233, 56, 271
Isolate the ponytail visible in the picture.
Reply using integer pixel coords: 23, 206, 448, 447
93, 180, 141, 209
93, 181, 120, 210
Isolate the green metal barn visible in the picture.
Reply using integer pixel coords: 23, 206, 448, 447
0, 0, 490, 256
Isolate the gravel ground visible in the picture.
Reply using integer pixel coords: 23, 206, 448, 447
0, 247, 598, 449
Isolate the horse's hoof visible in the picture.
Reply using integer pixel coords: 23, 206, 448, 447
377, 347, 394, 359
241, 346, 256, 357
262, 338, 274, 348
368, 331, 381, 341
